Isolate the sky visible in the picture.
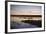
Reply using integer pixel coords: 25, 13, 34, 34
10, 5, 42, 15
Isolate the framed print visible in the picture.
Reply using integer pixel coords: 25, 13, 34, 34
5, 1, 45, 33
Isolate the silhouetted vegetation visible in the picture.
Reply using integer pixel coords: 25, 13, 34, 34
21, 20, 42, 27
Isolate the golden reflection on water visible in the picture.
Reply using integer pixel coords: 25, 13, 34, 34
10, 17, 42, 22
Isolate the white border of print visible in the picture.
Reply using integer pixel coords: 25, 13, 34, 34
7, 2, 44, 32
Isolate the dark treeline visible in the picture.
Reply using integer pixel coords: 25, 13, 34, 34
11, 15, 42, 17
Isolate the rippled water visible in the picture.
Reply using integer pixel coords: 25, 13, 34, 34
10, 21, 38, 29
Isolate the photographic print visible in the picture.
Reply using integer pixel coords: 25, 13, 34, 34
5, 1, 45, 33
10, 5, 42, 29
